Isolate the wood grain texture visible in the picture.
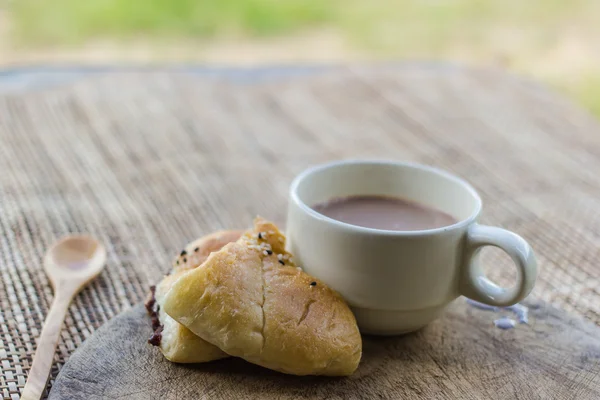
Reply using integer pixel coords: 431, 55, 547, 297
20, 291, 72, 400
50, 300, 600, 400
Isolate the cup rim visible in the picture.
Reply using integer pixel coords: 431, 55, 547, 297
289, 159, 482, 237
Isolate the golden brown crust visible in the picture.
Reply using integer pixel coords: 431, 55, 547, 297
149, 230, 242, 363
260, 257, 362, 375
172, 230, 244, 273
163, 217, 362, 375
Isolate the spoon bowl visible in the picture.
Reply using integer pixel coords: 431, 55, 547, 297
44, 235, 107, 290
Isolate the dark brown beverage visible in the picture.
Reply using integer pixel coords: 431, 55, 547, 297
311, 195, 456, 231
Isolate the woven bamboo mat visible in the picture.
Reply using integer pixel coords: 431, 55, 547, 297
1, 66, 600, 399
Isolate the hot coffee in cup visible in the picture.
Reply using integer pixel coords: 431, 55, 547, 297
286, 160, 537, 335
312, 195, 456, 232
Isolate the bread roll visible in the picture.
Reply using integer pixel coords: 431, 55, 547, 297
145, 230, 242, 363
162, 218, 362, 376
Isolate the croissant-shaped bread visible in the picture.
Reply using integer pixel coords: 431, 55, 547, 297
162, 217, 362, 376
145, 230, 242, 363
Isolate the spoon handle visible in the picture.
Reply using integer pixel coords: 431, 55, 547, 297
21, 289, 73, 400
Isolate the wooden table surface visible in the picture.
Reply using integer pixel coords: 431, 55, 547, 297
1, 65, 600, 399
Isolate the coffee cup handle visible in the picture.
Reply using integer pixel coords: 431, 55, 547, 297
460, 224, 537, 307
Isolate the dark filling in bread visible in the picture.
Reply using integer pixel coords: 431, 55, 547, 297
145, 285, 163, 347
145, 285, 157, 314
148, 325, 164, 346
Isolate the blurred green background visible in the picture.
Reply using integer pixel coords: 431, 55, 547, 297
4, 0, 600, 116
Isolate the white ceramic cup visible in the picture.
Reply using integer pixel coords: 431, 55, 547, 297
286, 159, 537, 335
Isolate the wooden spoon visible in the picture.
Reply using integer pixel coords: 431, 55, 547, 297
21, 235, 107, 400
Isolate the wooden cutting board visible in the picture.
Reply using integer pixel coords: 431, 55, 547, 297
50, 299, 600, 399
